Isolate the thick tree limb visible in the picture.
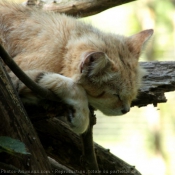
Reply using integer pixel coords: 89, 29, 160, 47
26, 0, 136, 17
0, 59, 53, 174
1, 42, 175, 108
0, 57, 96, 174
1, 41, 174, 108
26, 105, 141, 175
132, 61, 175, 107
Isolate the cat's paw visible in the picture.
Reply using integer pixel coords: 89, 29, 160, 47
62, 83, 89, 134
37, 73, 89, 134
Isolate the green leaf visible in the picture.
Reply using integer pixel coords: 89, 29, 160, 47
0, 136, 30, 156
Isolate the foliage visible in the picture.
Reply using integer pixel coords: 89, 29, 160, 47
0, 136, 30, 156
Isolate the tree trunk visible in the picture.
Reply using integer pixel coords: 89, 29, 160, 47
0, 60, 53, 174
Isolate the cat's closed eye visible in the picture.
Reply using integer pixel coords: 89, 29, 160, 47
113, 94, 121, 101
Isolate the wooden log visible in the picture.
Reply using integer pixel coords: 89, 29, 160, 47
26, 0, 136, 17
132, 61, 175, 107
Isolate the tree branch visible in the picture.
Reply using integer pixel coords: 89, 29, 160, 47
49, 157, 78, 175
25, 0, 37, 6
81, 108, 100, 174
27, 0, 136, 17
26, 105, 141, 175
1, 43, 175, 108
0, 59, 53, 174
132, 61, 175, 107
0, 44, 59, 102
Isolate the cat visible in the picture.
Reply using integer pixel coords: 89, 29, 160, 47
0, 1, 153, 134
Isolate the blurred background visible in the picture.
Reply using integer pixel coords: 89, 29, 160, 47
82, 1, 175, 175
6, 0, 175, 174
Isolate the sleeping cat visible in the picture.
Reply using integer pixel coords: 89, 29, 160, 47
0, 2, 153, 134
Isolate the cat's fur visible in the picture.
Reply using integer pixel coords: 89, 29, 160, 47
0, 2, 153, 134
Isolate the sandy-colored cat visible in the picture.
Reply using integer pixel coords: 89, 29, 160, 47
0, 2, 153, 134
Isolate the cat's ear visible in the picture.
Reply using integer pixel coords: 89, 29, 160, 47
127, 29, 154, 58
80, 52, 109, 75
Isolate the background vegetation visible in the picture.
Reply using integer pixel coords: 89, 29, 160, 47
5, 0, 175, 175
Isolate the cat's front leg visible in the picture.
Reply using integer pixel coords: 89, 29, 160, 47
10, 70, 89, 134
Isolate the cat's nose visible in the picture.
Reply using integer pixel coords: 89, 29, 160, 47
121, 107, 130, 114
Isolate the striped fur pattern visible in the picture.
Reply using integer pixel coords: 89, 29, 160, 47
0, 2, 153, 134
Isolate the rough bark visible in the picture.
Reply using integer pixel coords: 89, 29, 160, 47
26, 104, 141, 175
0, 60, 79, 174
23, 61, 175, 173
27, 0, 136, 17
132, 61, 175, 107
0, 60, 53, 174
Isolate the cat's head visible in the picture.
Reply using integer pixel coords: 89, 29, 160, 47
76, 29, 153, 115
